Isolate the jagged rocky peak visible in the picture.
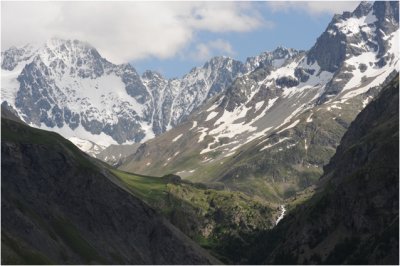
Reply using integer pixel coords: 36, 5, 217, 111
166, 55, 247, 126
38, 38, 113, 79
202, 56, 244, 73
1, 43, 39, 71
142, 69, 164, 80
271, 46, 299, 59
218, 45, 315, 112
244, 46, 302, 72
2, 37, 116, 78
43, 38, 96, 56
310, 1, 399, 103
182, 56, 244, 82
307, 3, 357, 72
308, 1, 398, 73
3, 37, 150, 145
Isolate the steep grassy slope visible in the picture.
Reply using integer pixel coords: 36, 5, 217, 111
111, 169, 278, 263
231, 75, 399, 264
1, 115, 219, 265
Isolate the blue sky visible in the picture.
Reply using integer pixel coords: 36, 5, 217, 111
3, 1, 360, 79
131, 2, 357, 79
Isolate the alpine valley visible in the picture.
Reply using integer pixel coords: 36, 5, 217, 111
1, 1, 399, 265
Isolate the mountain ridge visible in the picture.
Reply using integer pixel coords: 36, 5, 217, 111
1, 38, 299, 150
120, 1, 399, 201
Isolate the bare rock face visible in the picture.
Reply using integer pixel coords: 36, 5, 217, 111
314, 1, 399, 103
1, 116, 219, 265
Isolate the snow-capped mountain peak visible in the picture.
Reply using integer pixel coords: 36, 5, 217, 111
2, 1, 397, 157
312, 1, 399, 103
1, 38, 259, 147
120, 1, 398, 183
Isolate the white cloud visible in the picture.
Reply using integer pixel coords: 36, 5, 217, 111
1, 1, 268, 63
183, 2, 271, 32
267, 1, 361, 16
190, 39, 236, 62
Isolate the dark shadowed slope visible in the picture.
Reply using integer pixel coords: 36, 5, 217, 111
1, 112, 219, 264
229, 75, 399, 264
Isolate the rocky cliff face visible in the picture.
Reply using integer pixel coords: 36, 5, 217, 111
1, 114, 219, 264
313, 1, 399, 103
3, 39, 148, 145
235, 76, 399, 264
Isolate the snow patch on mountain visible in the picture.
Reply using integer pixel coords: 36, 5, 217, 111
277, 119, 300, 134
197, 127, 209, 143
260, 137, 291, 152
254, 101, 265, 112
205, 111, 219, 121
306, 113, 313, 123
37, 123, 119, 146
341, 30, 399, 100
172, 134, 183, 142
189, 121, 198, 130
69, 137, 106, 157
54, 73, 144, 123
335, 9, 377, 36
